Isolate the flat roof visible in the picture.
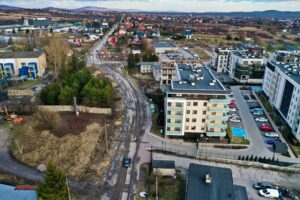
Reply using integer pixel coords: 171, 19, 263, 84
232, 50, 263, 59
168, 63, 229, 95
153, 42, 176, 48
152, 160, 175, 169
186, 163, 235, 200
234, 185, 249, 200
268, 61, 300, 85
0, 51, 44, 59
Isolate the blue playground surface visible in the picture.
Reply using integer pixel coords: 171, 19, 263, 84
232, 127, 248, 138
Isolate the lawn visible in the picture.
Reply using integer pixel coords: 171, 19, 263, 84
136, 164, 185, 200
8, 79, 41, 90
231, 137, 250, 145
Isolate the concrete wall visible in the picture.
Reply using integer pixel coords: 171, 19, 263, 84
38, 105, 112, 115
7, 89, 34, 97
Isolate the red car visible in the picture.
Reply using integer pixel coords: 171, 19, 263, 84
259, 124, 274, 131
229, 104, 236, 109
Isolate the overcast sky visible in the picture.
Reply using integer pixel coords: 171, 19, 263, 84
1, 0, 300, 12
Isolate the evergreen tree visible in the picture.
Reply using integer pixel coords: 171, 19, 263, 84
12, 28, 16, 34
37, 163, 69, 200
7, 37, 14, 45
127, 53, 135, 69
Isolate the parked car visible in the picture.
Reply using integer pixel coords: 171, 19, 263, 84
265, 132, 279, 138
251, 108, 264, 113
229, 104, 236, 109
258, 189, 279, 198
230, 108, 237, 112
243, 95, 250, 100
122, 156, 131, 168
253, 111, 264, 116
139, 192, 148, 198
259, 124, 274, 131
255, 117, 268, 122
230, 118, 241, 123
253, 182, 273, 189
266, 138, 281, 145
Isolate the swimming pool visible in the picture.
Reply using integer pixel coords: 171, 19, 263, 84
232, 127, 248, 138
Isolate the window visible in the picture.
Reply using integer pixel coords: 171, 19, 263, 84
185, 126, 189, 130
176, 102, 182, 107
21, 62, 26, 66
186, 118, 190, 122
186, 110, 190, 114
203, 102, 207, 106
202, 119, 206, 123
187, 102, 191, 106
212, 112, 216, 115
192, 110, 197, 114
191, 126, 196, 130
192, 118, 197, 122
167, 111, 171, 115
203, 111, 206, 115
175, 119, 181, 123
167, 119, 171, 123
201, 127, 205, 130
168, 102, 172, 106
167, 127, 171, 131
175, 127, 181, 131
193, 102, 198, 106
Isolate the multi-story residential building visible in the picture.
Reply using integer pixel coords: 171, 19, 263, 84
153, 42, 178, 54
263, 61, 300, 141
164, 63, 230, 139
160, 63, 178, 85
212, 47, 233, 73
0, 51, 47, 85
269, 51, 300, 64
227, 50, 265, 84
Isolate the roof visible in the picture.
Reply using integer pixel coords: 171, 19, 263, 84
273, 141, 288, 154
234, 185, 249, 200
153, 42, 176, 48
0, 51, 44, 59
152, 160, 175, 169
168, 64, 229, 95
0, 184, 38, 200
268, 61, 300, 85
186, 163, 235, 200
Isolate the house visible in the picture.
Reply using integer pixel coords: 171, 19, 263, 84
153, 43, 178, 54
152, 160, 176, 176
185, 163, 248, 200
139, 62, 160, 74
0, 51, 47, 84
182, 29, 193, 39
164, 64, 230, 139
0, 184, 38, 200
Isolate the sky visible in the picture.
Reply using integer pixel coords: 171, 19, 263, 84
1, 0, 300, 12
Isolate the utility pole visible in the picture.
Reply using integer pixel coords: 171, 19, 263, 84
66, 177, 71, 200
105, 123, 108, 153
156, 176, 159, 200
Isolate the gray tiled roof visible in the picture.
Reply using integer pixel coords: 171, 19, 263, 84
0, 51, 44, 59
152, 160, 175, 169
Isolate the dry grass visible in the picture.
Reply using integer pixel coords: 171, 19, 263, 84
11, 115, 106, 178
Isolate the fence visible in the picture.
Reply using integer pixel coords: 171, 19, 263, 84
7, 89, 34, 97
38, 105, 112, 115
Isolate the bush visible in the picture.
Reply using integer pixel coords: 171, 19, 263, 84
40, 83, 61, 105
33, 110, 61, 130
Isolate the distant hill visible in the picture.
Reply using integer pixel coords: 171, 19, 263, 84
74, 6, 109, 12
0, 5, 22, 10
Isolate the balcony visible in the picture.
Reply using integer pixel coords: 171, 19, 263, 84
207, 114, 229, 121
206, 131, 226, 137
167, 106, 183, 111
167, 114, 183, 119
166, 122, 182, 127
207, 123, 227, 129
165, 130, 183, 136
209, 98, 231, 104
208, 106, 230, 112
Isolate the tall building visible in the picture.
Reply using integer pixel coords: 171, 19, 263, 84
160, 63, 179, 86
164, 63, 230, 139
263, 60, 300, 141
212, 47, 233, 73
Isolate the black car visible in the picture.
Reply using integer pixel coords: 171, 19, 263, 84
122, 156, 131, 168
243, 95, 250, 100
253, 182, 273, 189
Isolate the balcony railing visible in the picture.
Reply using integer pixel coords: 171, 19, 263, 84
208, 106, 230, 112
207, 123, 227, 129
206, 131, 226, 137
209, 98, 231, 104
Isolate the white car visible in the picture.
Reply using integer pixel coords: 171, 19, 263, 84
230, 108, 237, 112
265, 132, 279, 138
258, 189, 279, 198
255, 117, 268, 122
139, 191, 148, 198
230, 118, 241, 123
253, 111, 264, 115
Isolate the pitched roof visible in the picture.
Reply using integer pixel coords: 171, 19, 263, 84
0, 51, 44, 59
186, 163, 235, 200
152, 160, 175, 169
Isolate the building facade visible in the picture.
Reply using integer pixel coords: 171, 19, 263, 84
0, 51, 47, 84
212, 47, 233, 73
160, 63, 178, 86
165, 63, 230, 139
153, 43, 178, 54
263, 61, 300, 140
139, 62, 160, 74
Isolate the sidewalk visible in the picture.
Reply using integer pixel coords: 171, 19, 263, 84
253, 92, 296, 159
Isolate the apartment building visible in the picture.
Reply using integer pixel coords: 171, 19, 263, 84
0, 51, 47, 84
165, 63, 230, 139
227, 50, 265, 84
139, 62, 160, 74
212, 47, 233, 73
269, 51, 300, 64
263, 60, 300, 140
160, 63, 179, 86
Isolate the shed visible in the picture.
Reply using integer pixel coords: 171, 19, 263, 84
273, 141, 288, 154
152, 160, 176, 176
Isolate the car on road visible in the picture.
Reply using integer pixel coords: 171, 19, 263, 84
253, 182, 274, 189
265, 132, 279, 138
266, 138, 281, 145
122, 156, 131, 168
259, 124, 274, 132
255, 117, 268, 122
258, 189, 279, 198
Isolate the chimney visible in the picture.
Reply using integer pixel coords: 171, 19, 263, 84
205, 173, 212, 184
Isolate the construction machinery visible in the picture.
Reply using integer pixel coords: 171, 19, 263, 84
2, 105, 24, 124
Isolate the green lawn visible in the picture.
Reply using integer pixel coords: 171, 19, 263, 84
137, 164, 185, 200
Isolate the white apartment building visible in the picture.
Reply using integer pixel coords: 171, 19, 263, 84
263, 61, 300, 140
227, 51, 265, 84
165, 63, 231, 139
212, 47, 233, 73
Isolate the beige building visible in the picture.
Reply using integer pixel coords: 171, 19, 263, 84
0, 51, 47, 81
165, 64, 230, 139
160, 63, 178, 86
